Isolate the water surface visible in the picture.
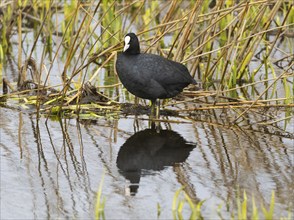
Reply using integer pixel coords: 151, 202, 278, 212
1, 106, 293, 219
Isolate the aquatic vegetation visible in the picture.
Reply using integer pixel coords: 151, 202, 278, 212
173, 188, 204, 220
172, 188, 292, 220
95, 172, 106, 220
0, 1, 292, 119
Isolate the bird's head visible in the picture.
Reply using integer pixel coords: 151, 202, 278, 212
123, 33, 140, 55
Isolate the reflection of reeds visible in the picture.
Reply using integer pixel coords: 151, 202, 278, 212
0, 1, 293, 127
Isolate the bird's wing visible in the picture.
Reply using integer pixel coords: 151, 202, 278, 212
137, 54, 194, 85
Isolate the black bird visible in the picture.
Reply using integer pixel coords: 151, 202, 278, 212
116, 33, 196, 118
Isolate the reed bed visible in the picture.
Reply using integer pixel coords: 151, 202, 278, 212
0, 0, 293, 128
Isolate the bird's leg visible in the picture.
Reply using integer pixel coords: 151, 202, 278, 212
155, 100, 161, 132
150, 99, 161, 131
155, 99, 160, 120
151, 99, 156, 119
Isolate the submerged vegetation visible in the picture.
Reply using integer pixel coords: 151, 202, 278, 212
0, 0, 293, 219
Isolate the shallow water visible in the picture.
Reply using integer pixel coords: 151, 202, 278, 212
1, 106, 293, 219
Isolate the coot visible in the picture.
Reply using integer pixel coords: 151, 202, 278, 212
116, 33, 196, 117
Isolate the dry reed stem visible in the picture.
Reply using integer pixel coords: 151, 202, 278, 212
258, 115, 293, 125
182, 23, 294, 63
232, 64, 293, 124
176, 104, 294, 112
143, 9, 192, 54
194, 97, 294, 106
164, 74, 293, 107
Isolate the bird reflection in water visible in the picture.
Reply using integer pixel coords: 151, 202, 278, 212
116, 129, 196, 196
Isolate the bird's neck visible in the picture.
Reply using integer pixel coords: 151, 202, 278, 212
124, 50, 140, 55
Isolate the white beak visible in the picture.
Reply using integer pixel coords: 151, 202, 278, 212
123, 36, 131, 52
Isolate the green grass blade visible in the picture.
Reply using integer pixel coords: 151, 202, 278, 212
95, 172, 105, 220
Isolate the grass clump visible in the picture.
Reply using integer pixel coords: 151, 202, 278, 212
173, 188, 204, 220
172, 188, 292, 220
